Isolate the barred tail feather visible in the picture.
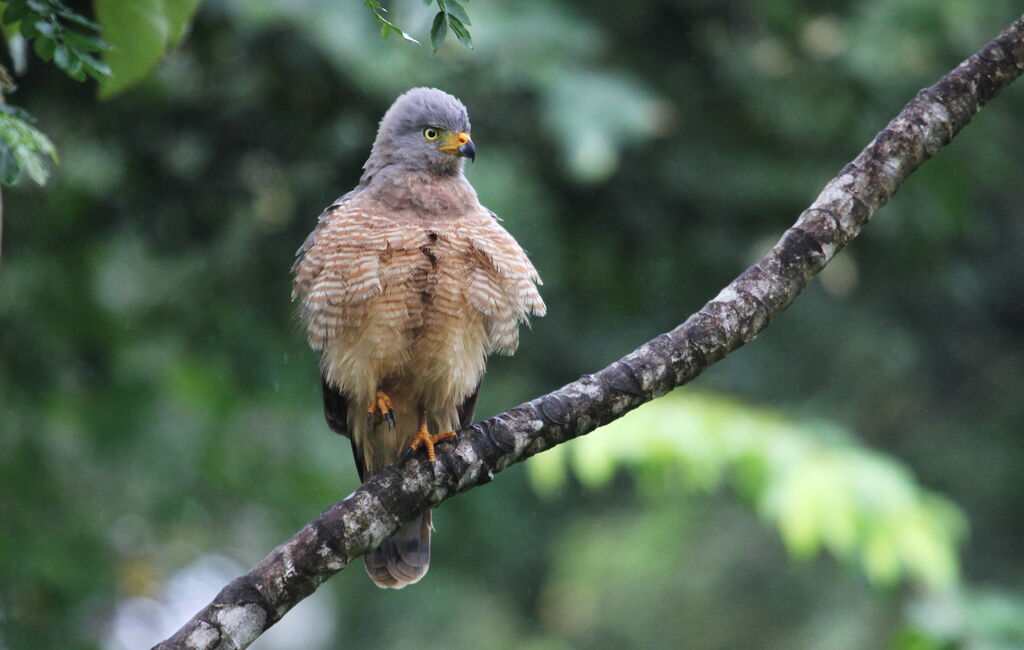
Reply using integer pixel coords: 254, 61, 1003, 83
363, 511, 431, 589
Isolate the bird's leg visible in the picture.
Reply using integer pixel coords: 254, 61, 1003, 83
406, 407, 457, 462
366, 390, 395, 429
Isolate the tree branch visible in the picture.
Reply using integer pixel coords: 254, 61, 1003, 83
156, 15, 1024, 650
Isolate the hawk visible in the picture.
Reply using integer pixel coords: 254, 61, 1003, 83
292, 88, 545, 588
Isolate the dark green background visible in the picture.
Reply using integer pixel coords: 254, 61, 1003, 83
1, 1, 1022, 648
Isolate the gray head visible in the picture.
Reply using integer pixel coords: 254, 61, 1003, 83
362, 87, 475, 182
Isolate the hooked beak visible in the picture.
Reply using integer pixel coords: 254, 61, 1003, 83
439, 131, 475, 162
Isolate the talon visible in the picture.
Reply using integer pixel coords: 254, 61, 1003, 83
408, 424, 457, 463
366, 391, 394, 426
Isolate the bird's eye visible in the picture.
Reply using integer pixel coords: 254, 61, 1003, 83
423, 127, 440, 141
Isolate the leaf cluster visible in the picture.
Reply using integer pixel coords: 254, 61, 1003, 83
427, 0, 472, 51
364, 0, 473, 51
1, 0, 111, 81
0, 104, 56, 184
0, 1, 111, 184
92, 0, 201, 99
530, 393, 967, 591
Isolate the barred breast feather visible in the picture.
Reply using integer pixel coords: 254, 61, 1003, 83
291, 192, 545, 410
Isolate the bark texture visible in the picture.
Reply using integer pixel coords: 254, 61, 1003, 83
156, 15, 1024, 650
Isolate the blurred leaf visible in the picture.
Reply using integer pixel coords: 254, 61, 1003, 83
95, 0, 200, 99
430, 0, 473, 50
52, 4, 100, 30
528, 392, 967, 590
18, 17, 39, 38
363, 0, 420, 45
164, 0, 199, 46
446, 0, 471, 26
52, 42, 69, 67
60, 29, 111, 52
63, 50, 84, 80
31, 33, 54, 59
448, 14, 472, 49
430, 10, 447, 51
2, 2, 32, 25
4, 0, 112, 82
889, 627, 955, 650
0, 135, 19, 183
901, 588, 1024, 648
0, 104, 58, 185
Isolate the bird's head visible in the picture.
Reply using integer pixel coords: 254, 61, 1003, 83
364, 87, 475, 179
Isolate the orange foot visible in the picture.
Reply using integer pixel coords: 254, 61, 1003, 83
366, 391, 395, 428
406, 423, 457, 462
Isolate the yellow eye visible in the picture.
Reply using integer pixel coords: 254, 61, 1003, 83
423, 127, 440, 141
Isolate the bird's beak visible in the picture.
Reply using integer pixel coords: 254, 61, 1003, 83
439, 131, 475, 162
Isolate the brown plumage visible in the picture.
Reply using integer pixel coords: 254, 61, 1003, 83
292, 88, 545, 588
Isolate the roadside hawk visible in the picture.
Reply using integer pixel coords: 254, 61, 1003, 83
292, 88, 546, 588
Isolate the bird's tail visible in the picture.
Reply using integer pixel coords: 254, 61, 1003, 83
363, 510, 431, 589
355, 390, 458, 589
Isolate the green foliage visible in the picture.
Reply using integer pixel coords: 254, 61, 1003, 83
0, 0, 109, 188
0, 0, 199, 186
0, 104, 56, 184
0, 0, 112, 81
429, 0, 472, 51
895, 588, 1024, 649
364, 0, 419, 45
529, 393, 966, 590
93, 0, 200, 99
363, 0, 473, 51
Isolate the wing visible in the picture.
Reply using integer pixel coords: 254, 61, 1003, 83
460, 210, 546, 355
296, 193, 424, 482
321, 375, 349, 436
456, 380, 481, 430
292, 193, 430, 352
321, 377, 367, 481
292, 191, 354, 271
